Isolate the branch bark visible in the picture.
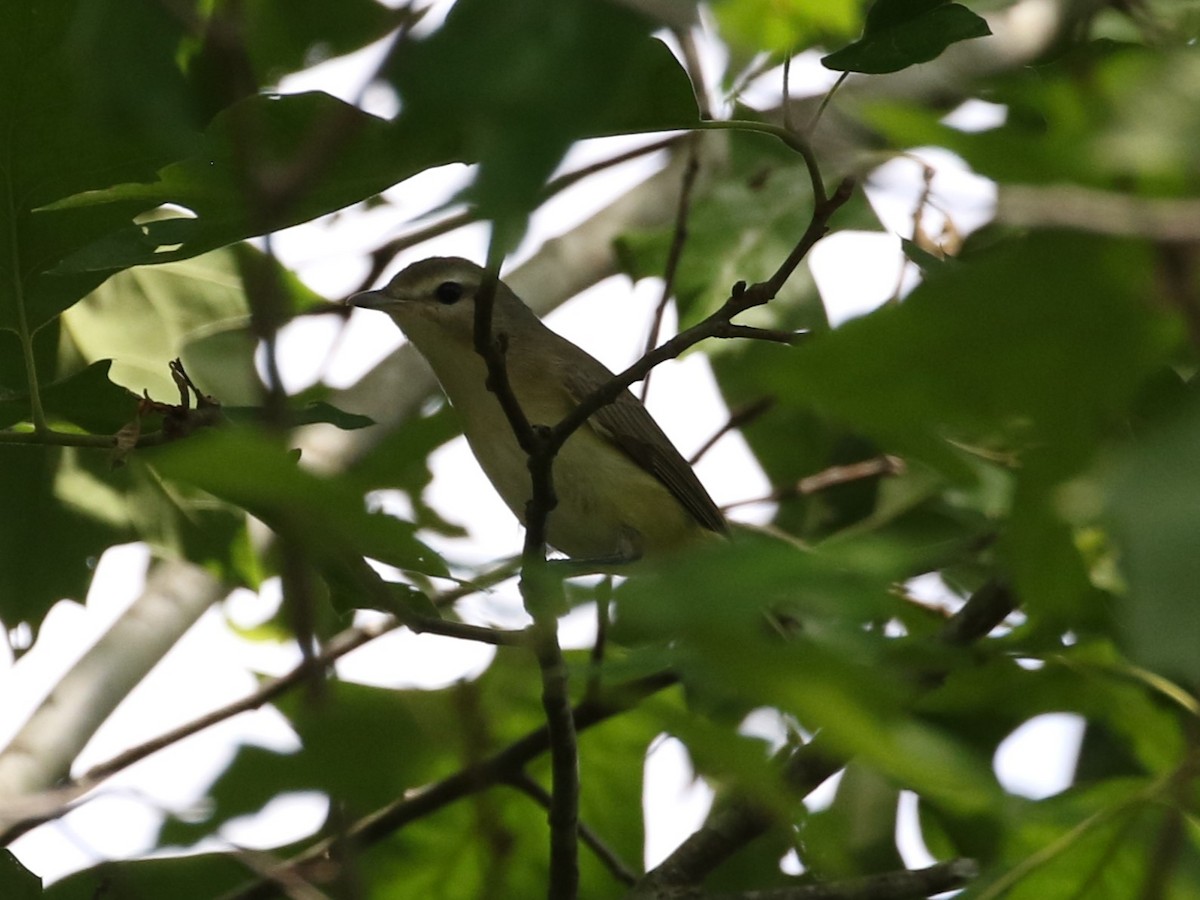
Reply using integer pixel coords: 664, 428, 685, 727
0, 560, 226, 816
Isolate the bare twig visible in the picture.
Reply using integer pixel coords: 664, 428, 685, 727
807, 71, 849, 135
0, 568, 520, 845
355, 136, 684, 293
506, 772, 638, 886
552, 176, 855, 459
641, 140, 701, 401
721, 455, 905, 511
997, 185, 1200, 242
470, 244, 581, 899
938, 578, 1016, 647
688, 398, 774, 466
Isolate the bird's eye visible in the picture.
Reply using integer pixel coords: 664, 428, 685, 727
434, 281, 464, 304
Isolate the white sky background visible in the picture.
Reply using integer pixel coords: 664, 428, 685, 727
0, 13, 1087, 886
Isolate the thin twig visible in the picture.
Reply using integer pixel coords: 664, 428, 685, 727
688, 398, 774, 466
355, 136, 683, 294
782, 53, 795, 132
698, 119, 829, 206
551, 176, 855, 458
469, 242, 581, 900
807, 71, 849, 135
0, 568, 520, 845
714, 323, 807, 343
506, 772, 638, 887
640, 140, 700, 401
720, 455, 904, 511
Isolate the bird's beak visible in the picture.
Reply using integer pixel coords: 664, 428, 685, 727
346, 289, 389, 310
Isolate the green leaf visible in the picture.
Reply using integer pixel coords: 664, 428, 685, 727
61, 0, 204, 160
355, 653, 657, 899
0, 360, 137, 432
160, 680, 454, 846
54, 451, 251, 584
822, 0, 991, 74
61, 250, 252, 400
0, 849, 41, 899
148, 427, 445, 578
346, 404, 466, 537
619, 135, 834, 330
712, 0, 860, 54
780, 232, 1169, 470
616, 535, 1002, 815
899, 235, 954, 272
0, 449, 130, 627
235, 0, 413, 86
223, 401, 374, 431
0, 0, 204, 333
804, 762, 905, 877
45, 92, 455, 280
921, 646, 1185, 780
1107, 400, 1200, 683
867, 45, 1200, 194
44, 854, 253, 900
384, 0, 697, 245
974, 778, 1166, 900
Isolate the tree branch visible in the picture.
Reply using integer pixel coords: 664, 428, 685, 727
218, 672, 678, 900
0, 560, 226, 828
640, 136, 701, 402
0, 567, 519, 845
550, 176, 855, 457
703, 858, 978, 899
470, 244, 581, 899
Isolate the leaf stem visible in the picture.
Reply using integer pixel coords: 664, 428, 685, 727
0, 427, 179, 449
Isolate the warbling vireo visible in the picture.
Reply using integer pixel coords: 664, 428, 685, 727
351, 257, 726, 561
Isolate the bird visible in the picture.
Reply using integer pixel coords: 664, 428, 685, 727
350, 257, 726, 562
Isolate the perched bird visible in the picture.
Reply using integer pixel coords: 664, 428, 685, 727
351, 257, 726, 561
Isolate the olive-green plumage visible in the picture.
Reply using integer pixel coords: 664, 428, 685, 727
352, 257, 726, 560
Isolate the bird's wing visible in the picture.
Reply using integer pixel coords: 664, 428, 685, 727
563, 361, 727, 535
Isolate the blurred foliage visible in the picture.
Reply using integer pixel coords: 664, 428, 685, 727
2, 0, 1199, 898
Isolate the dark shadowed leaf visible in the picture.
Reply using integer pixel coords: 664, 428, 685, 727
0, 361, 137, 432
1107, 401, 1200, 683
43, 853, 257, 900
0, 449, 127, 627
822, 0, 990, 74
0, 848, 41, 898
45, 93, 457, 285
385, 0, 697, 246
148, 427, 445, 577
